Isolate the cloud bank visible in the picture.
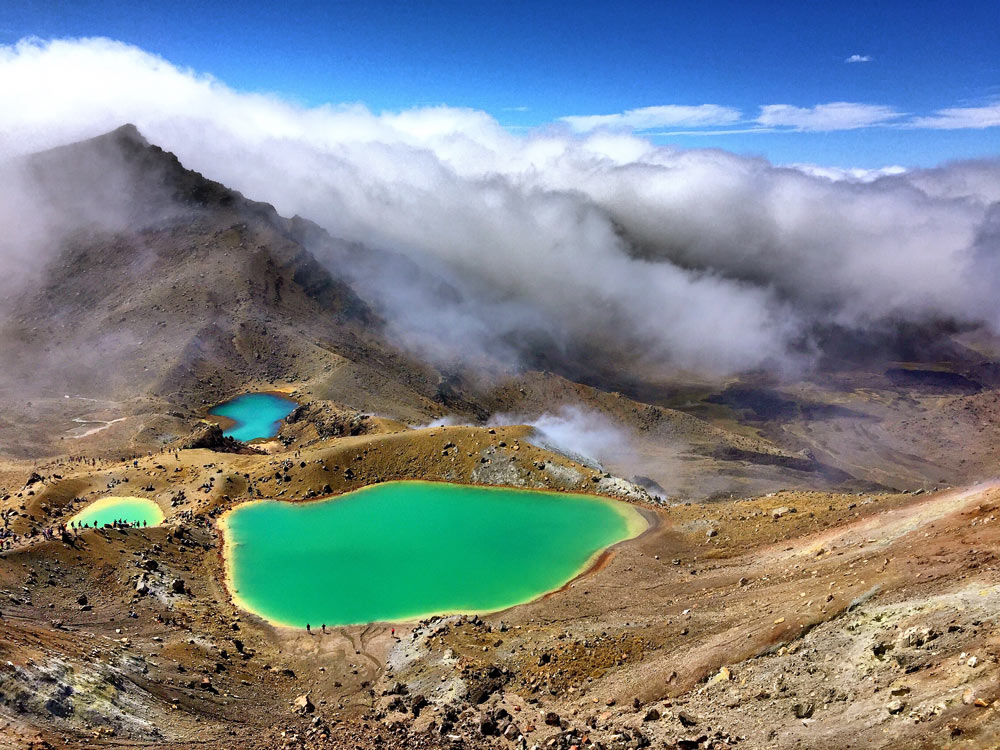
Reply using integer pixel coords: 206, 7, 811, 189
757, 102, 904, 131
909, 101, 1000, 130
560, 105, 742, 133
1, 38, 999, 383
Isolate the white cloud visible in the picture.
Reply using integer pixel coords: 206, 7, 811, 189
560, 104, 742, 133
490, 406, 628, 468
757, 102, 904, 131
1, 37, 999, 382
845, 54, 873, 63
787, 163, 907, 182
646, 126, 776, 137
908, 101, 1000, 130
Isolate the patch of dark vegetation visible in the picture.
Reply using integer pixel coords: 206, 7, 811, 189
966, 361, 1000, 388
710, 446, 855, 482
706, 387, 798, 421
799, 402, 868, 420
885, 368, 983, 393
810, 320, 975, 369
707, 386, 869, 422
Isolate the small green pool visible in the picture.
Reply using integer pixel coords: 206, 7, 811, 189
71, 496, 164, 528
221, 481, 646, 627
208, 392, 297, 442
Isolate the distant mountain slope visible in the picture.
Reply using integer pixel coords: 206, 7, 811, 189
0, 124, 441, 414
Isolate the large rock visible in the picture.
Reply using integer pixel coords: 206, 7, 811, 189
293, 693, 315, 714
478, 716, 497, 736
678, 711, 699, 728
181, 424, 261, 454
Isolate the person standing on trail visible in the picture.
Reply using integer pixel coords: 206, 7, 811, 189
321, 624, 326, 633
306, 623, 311, 633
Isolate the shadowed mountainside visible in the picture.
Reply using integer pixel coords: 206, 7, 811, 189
0, 125, 448, 424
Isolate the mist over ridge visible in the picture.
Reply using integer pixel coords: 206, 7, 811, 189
2, 37, 999, 382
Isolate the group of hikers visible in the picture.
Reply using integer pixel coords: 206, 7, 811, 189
0, 527, 22, 550
1, 522, 72, 551
0, 517, 150, 552
64, 455, 100, 466
70, 518, 149, 530
47, 446, 179, 474
305, 623, 334, 634
302, 623, 398, 638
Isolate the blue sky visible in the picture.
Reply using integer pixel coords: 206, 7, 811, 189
2, 0, 998, 166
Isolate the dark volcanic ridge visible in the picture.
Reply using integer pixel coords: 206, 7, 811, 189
0, 124, 444, 406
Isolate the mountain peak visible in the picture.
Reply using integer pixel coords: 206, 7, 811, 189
22, 123, 244, 223
105, 122, 149, 146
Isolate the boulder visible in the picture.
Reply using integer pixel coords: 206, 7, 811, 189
293, 694, 315, 714
678, 711, 698, 728
182, 424, 261, 454
502, 722, 521, 740
411, 694, 427, 717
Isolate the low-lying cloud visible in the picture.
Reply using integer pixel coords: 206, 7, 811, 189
489, 406, 629, 469
1, 37, 999, 383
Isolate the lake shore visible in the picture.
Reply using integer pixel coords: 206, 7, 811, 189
217, 480, 649, 629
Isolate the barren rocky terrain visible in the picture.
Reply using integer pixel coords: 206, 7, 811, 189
1, 127, 998, 749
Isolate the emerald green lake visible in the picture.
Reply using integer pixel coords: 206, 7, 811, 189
71, 496, 164, 528
221, 481, 645, 627
208, 392, 297, 442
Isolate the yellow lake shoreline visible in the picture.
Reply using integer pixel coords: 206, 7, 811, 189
70, 495, 165, 526
216, 479, 650, 629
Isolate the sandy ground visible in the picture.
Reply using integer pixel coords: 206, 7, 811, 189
1, 412, 998, 749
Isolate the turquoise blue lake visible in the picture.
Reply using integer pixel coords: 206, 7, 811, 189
209, 392, 297, 442
71, 496, 164, 527
221, 481, 646, 627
